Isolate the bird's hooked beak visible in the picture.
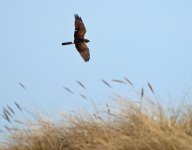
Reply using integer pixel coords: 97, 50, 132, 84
85, 39, 90, 43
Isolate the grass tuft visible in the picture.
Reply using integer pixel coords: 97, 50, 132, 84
1, 96, 192, 150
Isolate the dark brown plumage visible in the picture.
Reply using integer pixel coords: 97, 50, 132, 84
62, 14, 90, 62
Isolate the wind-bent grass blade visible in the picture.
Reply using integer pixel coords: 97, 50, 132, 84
63, 87, 74, 95
76, 80, 86, 90
2, 112, 11, 123
111, 79, 126, 84
4, 125, 11, 132
18, 82, 27, 91
4, 125, 9, 131
7, 105, 15, 115
80, 94, 88, 100
124, 77, 134, 87
1, 114, 8, 123
3, 107, 12, 118
14, 119, 24, 125
101, 79, 112, 88
141, 88, 144, 99
14, 102, 22, 112
147, 82, 155, 94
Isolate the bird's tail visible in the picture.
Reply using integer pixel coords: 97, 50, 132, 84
62, 42, 73, 45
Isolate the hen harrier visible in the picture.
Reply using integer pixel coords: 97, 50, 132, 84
62, 14, 90, 62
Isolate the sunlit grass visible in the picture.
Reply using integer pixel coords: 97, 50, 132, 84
0, 79, 192, 150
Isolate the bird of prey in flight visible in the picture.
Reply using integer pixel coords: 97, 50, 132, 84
62, 14, 90, 62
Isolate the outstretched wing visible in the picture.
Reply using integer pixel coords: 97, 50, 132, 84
75, 43, 90, 62
74, 14, 86, 39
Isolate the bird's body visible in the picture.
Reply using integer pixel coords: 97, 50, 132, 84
62, 14, 90, 62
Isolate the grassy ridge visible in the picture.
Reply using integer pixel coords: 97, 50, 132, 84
0, 96, 192, 150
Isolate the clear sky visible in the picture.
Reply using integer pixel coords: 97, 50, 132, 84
0, 0, 192, 124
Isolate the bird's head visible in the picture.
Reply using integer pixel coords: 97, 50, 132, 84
85, 39, 90, 43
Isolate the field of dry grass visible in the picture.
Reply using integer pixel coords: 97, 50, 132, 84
0, 80, 192, 150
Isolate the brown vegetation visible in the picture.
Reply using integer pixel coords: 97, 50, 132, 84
0, 79, 192, 150
0, 96, 192, 150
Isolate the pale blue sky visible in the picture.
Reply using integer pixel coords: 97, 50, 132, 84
0, 0, 192, 124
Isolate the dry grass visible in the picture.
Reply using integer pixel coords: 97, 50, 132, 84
1, 79, 192, 149
0, 96, 192, 150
